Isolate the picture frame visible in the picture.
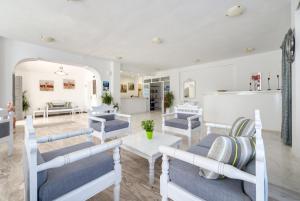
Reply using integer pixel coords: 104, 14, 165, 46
63, 79, 75, 89
39, 80, 54, 91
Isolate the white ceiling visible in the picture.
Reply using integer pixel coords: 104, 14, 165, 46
0, 0, 290, 70
16, 60, 93, 75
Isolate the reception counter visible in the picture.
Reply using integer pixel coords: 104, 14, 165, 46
120, 97, 149, 114
203, 90, 282, 131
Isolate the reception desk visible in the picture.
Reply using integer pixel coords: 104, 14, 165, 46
120, 97, 149, 114
203, 90, 282, 131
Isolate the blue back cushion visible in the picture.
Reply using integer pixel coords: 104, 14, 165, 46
37, 150, 48, 188
97, 114, 115, 121
177, 113, 198, 121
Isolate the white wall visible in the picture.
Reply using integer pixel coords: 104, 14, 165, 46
15, 64, 94, 113
156, 50, 282, 106
0, 37, 120, 108
292, 1, 300, 156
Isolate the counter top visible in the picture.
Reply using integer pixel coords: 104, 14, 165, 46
203, 90, 281, 96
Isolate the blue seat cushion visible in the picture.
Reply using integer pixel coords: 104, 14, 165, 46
0, 121, 9, 138
38, 142, 114, 201
243, 159, 256, 201
169, 144, 251, 201
89, 119, 129, 132
177, 113, 199, 121
165, 118, 200, 130
198, 133, 223, 148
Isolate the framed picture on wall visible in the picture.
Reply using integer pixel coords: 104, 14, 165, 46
39, 80, 54, 91
120, 84, 127, 93
128, 82, 135, 91
63, 79, 75, 89
103, 81, 109, 91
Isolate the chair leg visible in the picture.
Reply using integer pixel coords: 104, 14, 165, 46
100, 133, 106, 144
188, 135, 192, 147
8, 136, 13, 156
113, 183, 120, 201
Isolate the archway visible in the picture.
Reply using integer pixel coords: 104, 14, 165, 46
13, 59, 102, 120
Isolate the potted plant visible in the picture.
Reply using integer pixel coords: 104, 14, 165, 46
164, 91, 174, 113
22, 91, 30, 117
141, 120, 155, 140
101, 92, 113, 105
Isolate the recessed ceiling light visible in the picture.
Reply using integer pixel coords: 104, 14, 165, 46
41, 35, 55, 43
116, 56, 123, 60
152, 37, 163, 44
245, 47, 255, 53
226, 5, 245, 17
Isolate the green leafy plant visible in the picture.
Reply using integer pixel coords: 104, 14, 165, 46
141, 120, 155, 132
101, 92, 113, 105
22, 91, 30, 112
164, 91, 174, 109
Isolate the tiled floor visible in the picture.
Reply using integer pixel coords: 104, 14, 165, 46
0, 112, 300, 201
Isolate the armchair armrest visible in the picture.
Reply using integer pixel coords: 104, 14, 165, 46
37, 139, 122, 172
205, 122, 231, 135
187, 114, 201, 121
37, 128, 93, 144
159, 145, 255, 184
89, 116, 106, 123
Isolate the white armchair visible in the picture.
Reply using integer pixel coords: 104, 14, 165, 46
88, 107, 131, 143
0, 109, 14, 156
162, 104, 203, 147
24, 116, 122, 201
159, 110, 267, 201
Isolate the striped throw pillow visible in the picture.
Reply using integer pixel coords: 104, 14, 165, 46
199, 136, 256, 179
229, 117, 255, 137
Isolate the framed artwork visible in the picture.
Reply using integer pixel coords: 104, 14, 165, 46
63, 79, 75, 89
120, 84, 127, 93
128, 82, 135, 91
39, 80, 54, 91
103, 81, 109, 91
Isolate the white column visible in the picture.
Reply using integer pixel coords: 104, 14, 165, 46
111, 61, 121, 105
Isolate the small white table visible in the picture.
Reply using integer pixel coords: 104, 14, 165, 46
33, 110, 46, 119
121, 132, 181, 185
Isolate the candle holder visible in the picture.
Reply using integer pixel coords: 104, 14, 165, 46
277, 74, 280, 90
267, 77, 271, 90
249, 82, 252, 91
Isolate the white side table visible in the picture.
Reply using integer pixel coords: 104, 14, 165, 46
121, 132, 181, 185
33, 110, 46, 120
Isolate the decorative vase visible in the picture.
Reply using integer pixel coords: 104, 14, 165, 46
146, 131, 153, 140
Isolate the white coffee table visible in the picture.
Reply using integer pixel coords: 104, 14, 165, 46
121, 132, 181, 185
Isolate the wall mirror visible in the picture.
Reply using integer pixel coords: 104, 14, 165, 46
183, 79, 196, 99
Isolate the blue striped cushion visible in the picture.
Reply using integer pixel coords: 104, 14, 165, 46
199, 136, 255, 179
229, 117, 255, 137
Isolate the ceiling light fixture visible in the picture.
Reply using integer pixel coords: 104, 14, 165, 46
116, 56, 123, 60
226, 5, 245, 17
152, 37, 163, 44
55, 65, 68, 76
41, 35, 55, 43
245, 47, 255, 53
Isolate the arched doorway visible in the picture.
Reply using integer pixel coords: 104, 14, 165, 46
13, 59, 102, 120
